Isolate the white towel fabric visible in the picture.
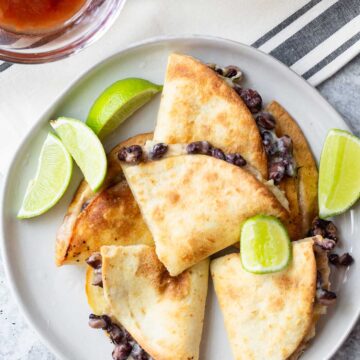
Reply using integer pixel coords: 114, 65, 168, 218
0, 0, 359, 174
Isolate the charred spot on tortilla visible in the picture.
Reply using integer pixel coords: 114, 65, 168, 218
135, 249, 191, 299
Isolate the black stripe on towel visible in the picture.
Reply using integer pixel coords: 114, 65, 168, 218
303, 31, 360, 79
252, 0, 323, 48
270, 0, 360, 67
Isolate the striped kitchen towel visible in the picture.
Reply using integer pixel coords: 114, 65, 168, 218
0, 0, 359, 86
252, 0, 360, 85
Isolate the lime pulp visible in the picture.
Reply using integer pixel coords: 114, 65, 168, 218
240, 215, 291, 274
319, 129, 360, 218
18, 133, 73, 219
50, 117, 107, 192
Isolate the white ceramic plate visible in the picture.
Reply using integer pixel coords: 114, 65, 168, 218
1, 36, 359, 360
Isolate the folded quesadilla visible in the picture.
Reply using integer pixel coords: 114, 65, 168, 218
55, 133, 153, 265
211, 236, 333, 360
123, 154, 291, 276
86, 245, 209, 360
153, 53, 268, 178
266, 101, 318, 238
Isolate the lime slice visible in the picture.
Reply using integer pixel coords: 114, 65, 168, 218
240, 215, 291, 274
319, 129, 360, 218
18, 133, 73, 219
86, 78, 162, 138
50, 117, 107, 192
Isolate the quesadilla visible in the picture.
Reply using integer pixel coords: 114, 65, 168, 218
55, 133, 153, 265
153, 53, 268, 178
266, 101, 318, 238
123, 154, 291, 276
86, 245, 209, 360
211, 237, 332, 360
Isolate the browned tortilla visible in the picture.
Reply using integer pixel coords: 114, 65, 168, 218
266, 101, 318, 238
55, 133, 154, 265
154, 53, 268, 178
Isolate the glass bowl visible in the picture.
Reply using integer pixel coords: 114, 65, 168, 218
0, 0, 126, 64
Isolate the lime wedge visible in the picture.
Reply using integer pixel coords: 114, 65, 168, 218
18, 133, 73, 219
50, 117, 107, 192
319, 129, 360, 218
240, 215, 291, 274
86, 78, 162, 138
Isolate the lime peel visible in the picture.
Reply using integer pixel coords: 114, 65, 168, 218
86, 78, 162, 139
240, 215, 291, 274
319, 129, 360, 219
18, 133, 73, 219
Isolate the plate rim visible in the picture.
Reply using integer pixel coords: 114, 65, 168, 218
0, 34, 356, 360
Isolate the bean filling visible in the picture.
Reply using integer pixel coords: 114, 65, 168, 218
308, 216, 354, 269
328, 252, 354, 266
86, 252, 103, 288
118, 141, 247, 168
208, 62, 296, 183
308, 217, 338, 242
256, 113, 296, 184
316, 272, 337, 306
89, 314, 153, 360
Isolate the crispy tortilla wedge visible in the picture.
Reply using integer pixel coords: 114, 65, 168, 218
99, 245, 209, 360
211, 237, 329, 360
266, 101, 318, 238
55, 133, 153, 266
123, 155, 291, 276
154, 53, 267, 178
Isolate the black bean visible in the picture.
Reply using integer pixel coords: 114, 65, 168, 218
131, 343, 150, 360
240, 88, 262, 114
211, 148, 226, 160
328, 253, 339, 265
313, 236, 336, 251
308, 217, 338, 241
316, 288, 337, 306
149, 143, 168, 160
261, 131, 277, 156
277, 135, 292, 155
339, 253, 354, 266
255, 112, 276, 130
118, 145, 143, 164
186, 141, 213, 155
312, 227, 326, 237
225, 153, 247, 167
215, 68, 223, 76
109, 324, 125, 345
112, 343, 133, 360
223, 65, 240, 78
92, 268, 103, 288
269, 161, 286, 184
86, 252, 102, 269
88, 314, 111, 330
325, 221, 338, 241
